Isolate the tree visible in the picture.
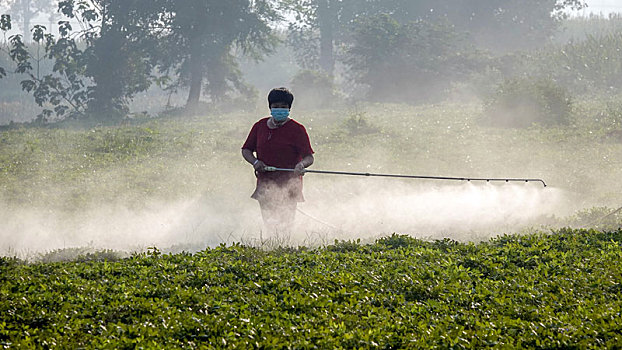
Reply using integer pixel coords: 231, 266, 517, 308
1, 0, 163, 121
380, 0, 587, 53
287, 0, 587, 77
60, 0, 164, 118
2, 0, 281, 121
1, 0, 56, 42
285, 0, 385, 74
345, 14, 481, 103
0, 14, 11, 79
152, 0, 280, 111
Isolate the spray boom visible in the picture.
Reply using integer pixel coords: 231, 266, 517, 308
263, 167, 547, 187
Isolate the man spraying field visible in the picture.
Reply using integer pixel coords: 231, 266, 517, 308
242, 88, 314, 229
241, 88, 547, 232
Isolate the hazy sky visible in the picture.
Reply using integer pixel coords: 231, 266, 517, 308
1, 1, 621, 38
580, 0, 622, 15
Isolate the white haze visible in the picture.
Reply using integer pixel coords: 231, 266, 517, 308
301, 180, 568, 238
0, 178, 570, 258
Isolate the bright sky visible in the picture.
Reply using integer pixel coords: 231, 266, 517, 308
576, 0, 622, 15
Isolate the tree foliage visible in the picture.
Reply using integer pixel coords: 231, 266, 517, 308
1, 0, 280, 121
486, 28, 622, 97
345, 14, 481, 103
1, 17, 91, 121
0, 13, 11, 78
285, 0, 387, 74
378, 0, 587, 52
150, 0, 280, 111
60, 0, 164, 119
0, 0, 600, 122
542, 33, 622, 93
285, 0, 586, 88
0, 0, 56, 42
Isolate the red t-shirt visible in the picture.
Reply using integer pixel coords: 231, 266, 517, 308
242, 118, 314, 202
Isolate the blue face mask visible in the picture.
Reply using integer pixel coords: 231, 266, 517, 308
271, 108, 290, 122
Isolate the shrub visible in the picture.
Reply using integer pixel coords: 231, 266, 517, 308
325, 239, 361, 252
37, 248, 125, 263
375, 233, 422, 249
483, 78, 573, 128
290, 69, 338, 109
564, 206, 622, 232
341, 111, 378, 136
530, 32, 622, 95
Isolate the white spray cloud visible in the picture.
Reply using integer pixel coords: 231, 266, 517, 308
296, 179, 568, 241
0, 177, 569, 258
0, 198, 261, 258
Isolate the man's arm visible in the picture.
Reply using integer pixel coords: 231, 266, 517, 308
242, 148, 266, 173
294, 154, 314, 175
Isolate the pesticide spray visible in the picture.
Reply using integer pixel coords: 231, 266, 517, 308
0, 165, 562, 258
257, 166, 559, 242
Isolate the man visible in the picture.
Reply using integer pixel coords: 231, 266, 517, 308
241, 87, 314, 229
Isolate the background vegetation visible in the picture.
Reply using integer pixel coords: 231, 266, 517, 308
0, 0, 598, 125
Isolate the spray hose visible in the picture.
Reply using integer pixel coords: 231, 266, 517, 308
264, 167, 547, 187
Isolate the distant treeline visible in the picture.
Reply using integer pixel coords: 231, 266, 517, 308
2, 0, 621, 123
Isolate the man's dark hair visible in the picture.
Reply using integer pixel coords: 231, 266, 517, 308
268, 87, 294, 108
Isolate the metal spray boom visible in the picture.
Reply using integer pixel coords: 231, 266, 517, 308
264, 167, 547, 187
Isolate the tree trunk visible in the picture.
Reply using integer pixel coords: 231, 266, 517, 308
185, 45, 204, 110
89, 28, 127, 120
317, 0, 334, 75
87, 4, 129, 121
22, 0, 31, 43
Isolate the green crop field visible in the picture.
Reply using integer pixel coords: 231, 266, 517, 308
1, 99, 622, 347
2, 230, 622, 348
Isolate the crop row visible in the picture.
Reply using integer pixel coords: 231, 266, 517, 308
1, 229, 622, 348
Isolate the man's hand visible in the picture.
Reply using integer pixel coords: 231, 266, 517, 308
254, 160, 267, 173
294, 162, 306, 176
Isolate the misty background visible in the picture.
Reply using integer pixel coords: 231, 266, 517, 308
2, 0, 622, 122
2, 0, 622, 257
